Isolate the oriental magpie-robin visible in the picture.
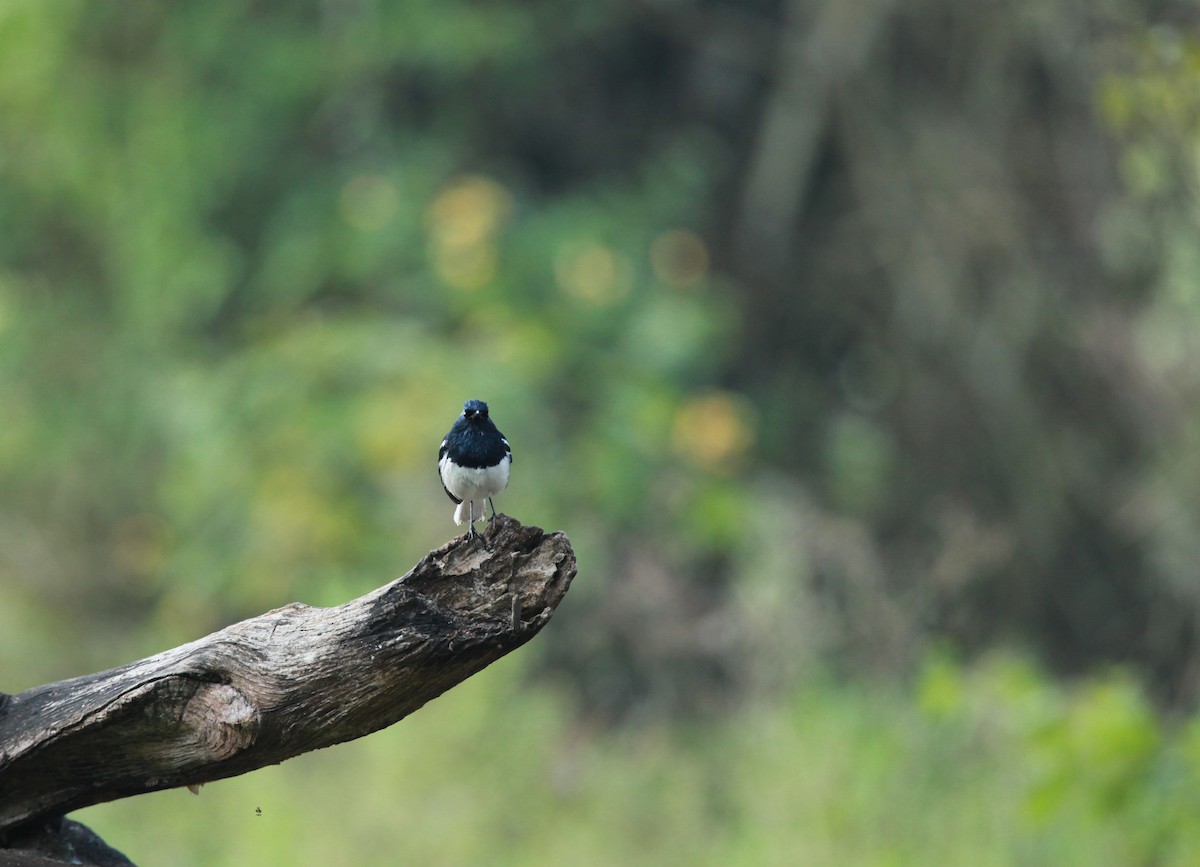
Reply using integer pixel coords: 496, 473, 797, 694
438, 399, 512, 541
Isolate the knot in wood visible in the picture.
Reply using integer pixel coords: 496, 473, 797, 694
182, 683, 259, 760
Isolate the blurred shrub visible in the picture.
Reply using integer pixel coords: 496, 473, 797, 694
74, 651, 1200, 866
3, 0, 1200, 722
920, 651, 1200, 864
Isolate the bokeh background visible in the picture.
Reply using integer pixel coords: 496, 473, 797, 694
4, 1, 1200, 864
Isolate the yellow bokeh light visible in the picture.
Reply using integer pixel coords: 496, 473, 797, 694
650, 228, 709, 288
426, 174, 512, 290
554, 241, 633, 305
427, 175, 512, 248
671, 390, 757, 473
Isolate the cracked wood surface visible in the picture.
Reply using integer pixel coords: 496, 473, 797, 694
0, 517, 575, 839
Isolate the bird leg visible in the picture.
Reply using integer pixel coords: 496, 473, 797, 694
466, 500, 487, 544
487, 497, 498, 522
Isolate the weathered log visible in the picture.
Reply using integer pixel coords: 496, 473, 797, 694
0, 817, 136, 866
0, 517, 575, 855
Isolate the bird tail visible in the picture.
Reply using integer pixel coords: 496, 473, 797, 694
454, 500, 477, 526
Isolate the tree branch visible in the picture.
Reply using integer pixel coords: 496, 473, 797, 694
0, 517, 575, 848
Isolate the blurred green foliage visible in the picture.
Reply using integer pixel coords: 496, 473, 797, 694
5, 0, 1200, 862
77, 652, 1200, 866
0, 0, 744, 693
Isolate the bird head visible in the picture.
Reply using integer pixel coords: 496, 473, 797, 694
463, 399, 490, 422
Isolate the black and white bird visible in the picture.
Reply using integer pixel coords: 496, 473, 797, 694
438, 399, 512, 540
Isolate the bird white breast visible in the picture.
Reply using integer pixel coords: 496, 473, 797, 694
439, 454, 511, 502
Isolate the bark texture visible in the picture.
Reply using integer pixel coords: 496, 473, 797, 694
0, 517, 575, 854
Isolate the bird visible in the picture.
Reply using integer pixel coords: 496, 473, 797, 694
438, 399, 512, 541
